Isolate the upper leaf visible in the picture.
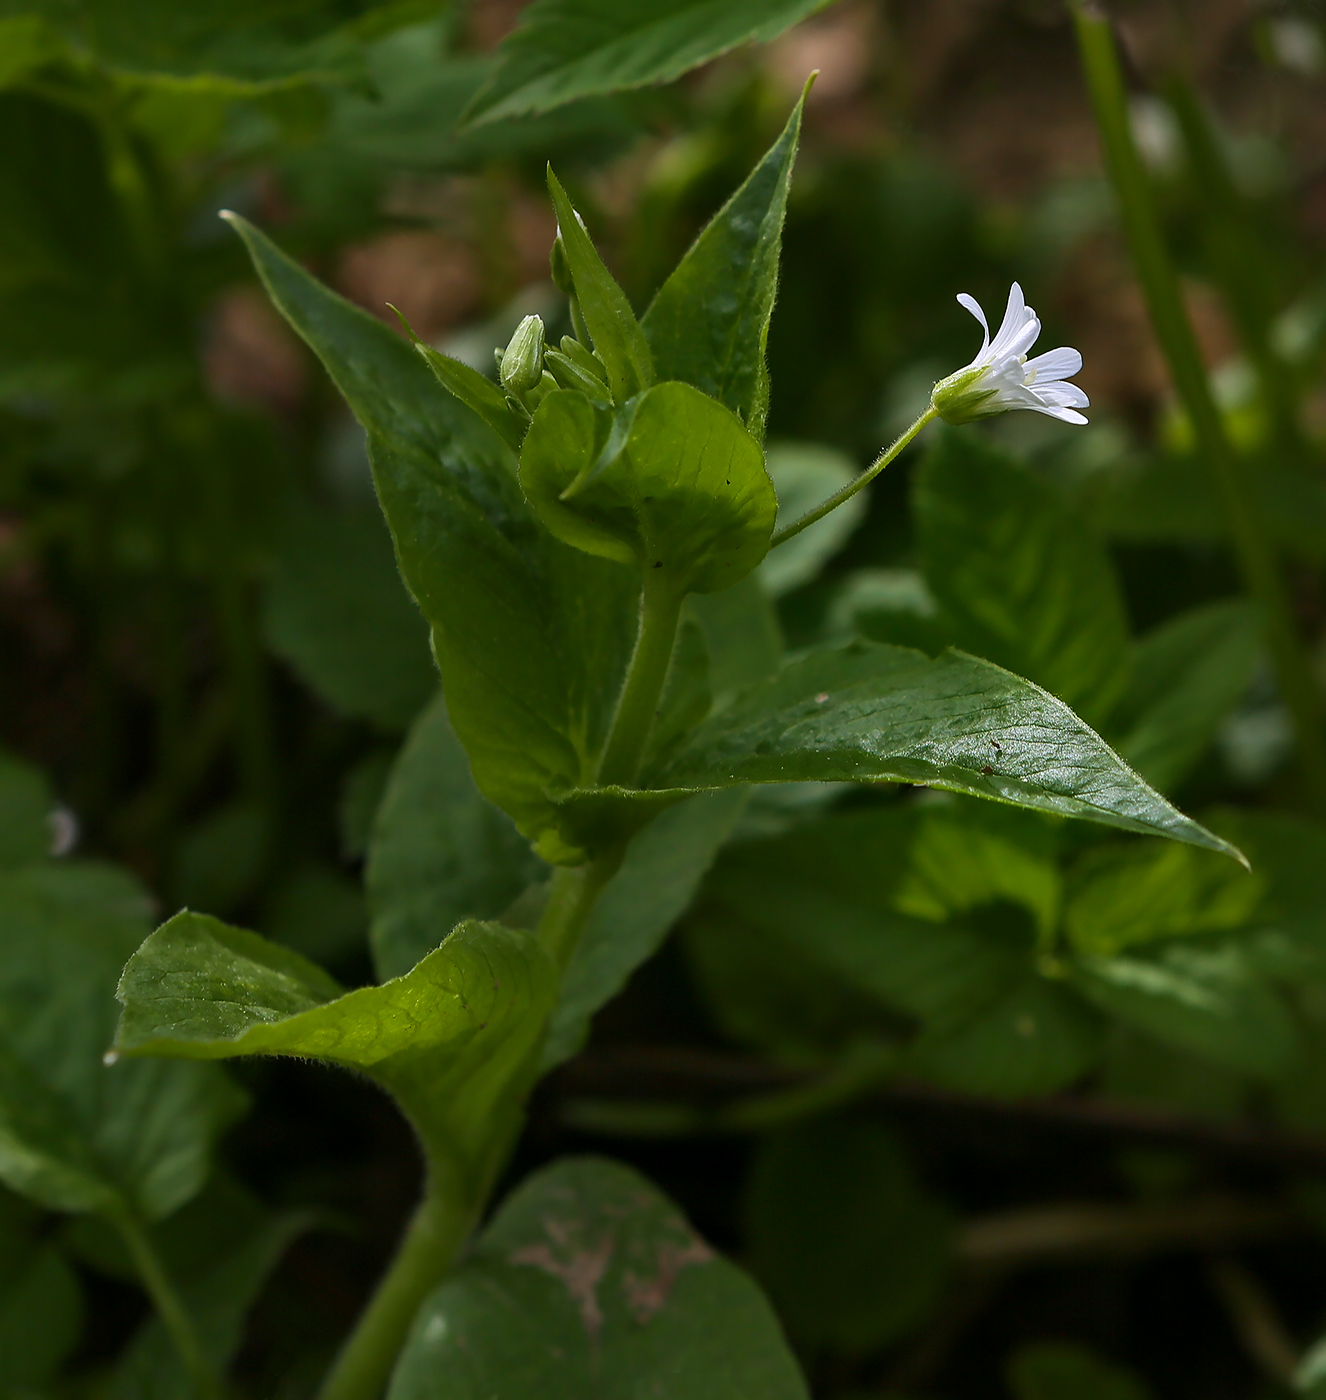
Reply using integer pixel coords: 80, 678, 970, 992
652, 640, 1242, 856
464, 0, 829, 124
389, 1156, 809, 1400
225, 212, 640, 863
112, 912, 556, 1184
519, 382, 777, 594
642, 86, 807, 438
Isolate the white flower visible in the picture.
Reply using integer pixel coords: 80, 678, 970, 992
931, 282, 1089, 426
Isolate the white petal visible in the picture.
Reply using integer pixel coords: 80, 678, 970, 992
1027, 404, 1089, 425
1034, 381, 1090, 409
1024, 346, 1082, 382
990, 283, 1028, 355
956, 293, 990, 357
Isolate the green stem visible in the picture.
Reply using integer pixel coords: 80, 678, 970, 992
316, 1175, 476, 1400
114, 1211, 217, 1398
770, 407, 938, 549
1070, 2, 1326, 813
536, 855, 622, 972
595, 574, 685, 789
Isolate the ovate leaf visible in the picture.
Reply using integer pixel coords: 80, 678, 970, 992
113, 913, 556, 1186
642, 89, 807, 438
520, 382, 776, 594
389, 1156, 809, 1400
465, 0, 830, 124
916, 430, 1132, 727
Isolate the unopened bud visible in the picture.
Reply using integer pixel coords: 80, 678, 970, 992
549, 212, 587, 296
499, 315, 546, 396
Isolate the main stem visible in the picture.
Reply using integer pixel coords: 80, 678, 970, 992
771, 406, 939, 549
1070, 3, 1326, 813
115, 1211, 216, 1398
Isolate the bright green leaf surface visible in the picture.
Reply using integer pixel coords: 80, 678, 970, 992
916, 431, 1132, 727
227, 212, 640, 863
262, 502, 436, 731
745, 1120, 950, 1354
113, 912, 556, 1183
389, 1156, 809, 1400
464, 0, 829, 124
0, 864, 243, 1221
0, 751, 51, 870
520, 382, 776, 594
758, 442, 866, 597
1113, 599, 1261, 792
642, 91, 806, 438
654, 641, 1240, 855
367, 694, 547, 981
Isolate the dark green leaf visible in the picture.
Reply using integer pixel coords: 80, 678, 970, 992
262, 502, 436, 731
1113, 599, 1261, 792
389, 1156, 809, 1400
520, 382, 776, 594
0, 751, 51, 870
263, 863, 368, 968
1008, 1342, 1152, 1400
464, 0, 829, 124
367, 694, 547, 981
689, 574, 783, 699
0, 864, 244, 1221
758, 443, 866, 597
0, 1231, 82, 1390
113, 912, 556, 1182
546, 170, 654, 403
226, 212, 639, 863
642, 91, 807, 437
745, 1120, 950, 1354
653, 641, 1241, 855
916, 430, 1132, 727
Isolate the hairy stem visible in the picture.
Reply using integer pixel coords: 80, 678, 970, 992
771, 406, 938, 549
1070, 3, 1326, 811
595, 574, 684, 789
114, 1211, 217, 1397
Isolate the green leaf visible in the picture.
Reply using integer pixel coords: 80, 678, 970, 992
642, 90, 807, 438
689, 574, 783, 699
113, 912, 556, 1185
542, 787, 748, 1069
1071, 941, 1297, 1076
1064, 838, 1264, 957
915, 430, 1132, 727
653, 641, 1241, 856
225, 212, 640, 863
0, 16, 62, 92
1112, 599, 1261, 792
367, 693, 547, 981
744, 1120, 950, 1354
0, 864, 244, 1221
0, 750, 51, 870
389, 1156, 809, 1400
464, 0, 830, 124
262, 502, 436, 731
758, 443, 866, 597
412, 342, 525, 453
0, 1222, 82, 1390
1009, 1343, 1151, 1400
546, 170, 654, 403
520, 382, 776, 594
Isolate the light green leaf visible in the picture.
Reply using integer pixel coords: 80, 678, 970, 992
1113, 599, 1261, 791
113, 913, 556, 1185
642, 89, 807, 439
0, 16, 62, 91
520, 382, 776, 594
1009, 1343, 1151, 1400
464, 0, 830, 124
0, 864, 243, 1221
744, 1120, 950, 1355
0, 750, 51, 870
262, 502, 436, 731
367, 694, 547, 981
542, 787, 748, 1069
226, 212, 639, 864
653, 641, 1241, 855
546, 169, 654, 403
916, 430, 1132, 727
389, 1156, 809, 1400
758, 443, 866, 597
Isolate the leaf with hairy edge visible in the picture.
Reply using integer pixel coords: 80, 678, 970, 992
645, 641, 1242, 855
225, 212, 639, 864
112, 913, 556, 1185
464, 0, 830, 124
642, 86, 807, 437
389, 1156, 809, 1400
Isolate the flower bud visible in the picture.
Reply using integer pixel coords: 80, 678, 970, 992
550, 212, 587, 296
499, 315, 546, 396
